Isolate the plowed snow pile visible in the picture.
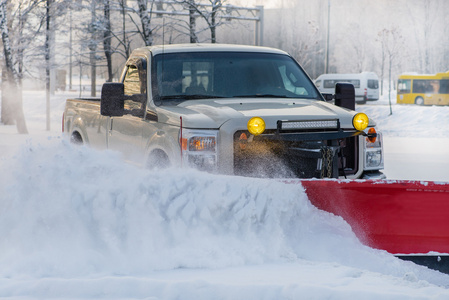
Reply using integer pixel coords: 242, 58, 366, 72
1, 138, 449, 299
0, 140, 362, 275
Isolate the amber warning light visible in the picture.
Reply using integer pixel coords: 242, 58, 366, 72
247, 117, 265, 136
367, 127, 377, 143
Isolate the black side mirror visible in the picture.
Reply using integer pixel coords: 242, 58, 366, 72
334, 83, 355, 110
101, 83, 125, 116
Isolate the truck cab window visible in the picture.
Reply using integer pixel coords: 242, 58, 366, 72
123, 62, 147, 115
153, 52, 320, 102
182, 61, 212, 94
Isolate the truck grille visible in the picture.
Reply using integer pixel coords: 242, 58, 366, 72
233, 130, 358, 179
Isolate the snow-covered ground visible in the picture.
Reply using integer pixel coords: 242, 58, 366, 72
1, 90, 449, 299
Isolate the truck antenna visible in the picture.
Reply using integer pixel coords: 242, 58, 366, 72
162, 17, 165, 47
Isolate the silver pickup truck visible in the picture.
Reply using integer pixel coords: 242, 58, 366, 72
63, 44, 384, 179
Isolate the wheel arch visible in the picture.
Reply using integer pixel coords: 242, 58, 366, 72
68, 115, 90, 145
144, 130, 181, 169
415, 96, 425, 105
70, 130, 84, 144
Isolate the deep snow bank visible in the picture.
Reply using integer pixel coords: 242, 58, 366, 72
0, 139, 446, 286
359, 104, 449, 139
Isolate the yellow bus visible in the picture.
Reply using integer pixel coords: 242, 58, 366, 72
397, 71, 449, 105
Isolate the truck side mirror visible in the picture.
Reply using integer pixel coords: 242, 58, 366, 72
334, 83, 355, 110
101, 83, 125, 116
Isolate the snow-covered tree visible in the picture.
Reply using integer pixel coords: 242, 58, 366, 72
0, 0, 29, 134
103, 0, 113, 81
377, 26, 404, 113
136, 0, 154, 45
186, 0, 225, 43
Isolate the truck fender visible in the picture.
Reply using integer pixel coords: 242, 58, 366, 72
69, 115, 89, 145
144, 132, 181, 169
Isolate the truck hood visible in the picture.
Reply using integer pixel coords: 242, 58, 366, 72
156, 98, 373, 130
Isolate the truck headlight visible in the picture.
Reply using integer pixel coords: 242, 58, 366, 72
180, 129, 218, 172
366, 149, 383, 168
364, 128, 384, 170
188, 136, 216, 151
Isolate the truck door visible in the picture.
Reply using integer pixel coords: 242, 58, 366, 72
107, 58, 147, 166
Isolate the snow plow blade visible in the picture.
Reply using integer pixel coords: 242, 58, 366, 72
296, 179, 449, 273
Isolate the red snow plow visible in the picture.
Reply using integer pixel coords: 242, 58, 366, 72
295, 179, 449, 273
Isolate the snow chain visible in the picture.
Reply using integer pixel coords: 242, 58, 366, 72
320, 147, 334, 178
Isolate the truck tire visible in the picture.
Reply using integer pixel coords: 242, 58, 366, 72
146, 149, 170, 170
415, 96, 424, 105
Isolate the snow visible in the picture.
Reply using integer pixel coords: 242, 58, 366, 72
1, 90, 449, 299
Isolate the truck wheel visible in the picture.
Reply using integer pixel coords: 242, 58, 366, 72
415, 96, 424, 105
70, 132, 83, 145
146, 150, 170, 170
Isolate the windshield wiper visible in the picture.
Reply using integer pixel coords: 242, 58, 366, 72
160, 94, 226, 101
233, 94, 288, 98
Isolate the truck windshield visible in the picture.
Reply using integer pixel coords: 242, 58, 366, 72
152, 52, 321, 103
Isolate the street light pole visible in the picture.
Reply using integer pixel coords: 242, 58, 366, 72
325, 0, 330, 74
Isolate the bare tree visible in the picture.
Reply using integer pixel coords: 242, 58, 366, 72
103, 0, 113, 81
377, 29, 387, 96
161, 0, 228, 43
116, 0, 157, 48
45, 0, 52, 129
203, 0, 224, 43
135, 0, 154, 45
266, 0, 322, 77
378, 26, 404, 114
89, 0, 98, 96
75, 0, 155, 87
187, 0, 224, 43
0, 0, 28, 133
195, 0, 225, 43
16, 0, 42, 85
118, 0, 131, 58
188, 0, 198, 43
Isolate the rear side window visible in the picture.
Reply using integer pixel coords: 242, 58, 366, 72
368, 79, 379, 89
323, 80, 335, 89
323, 79, 360, 89
440, 80, 449, 94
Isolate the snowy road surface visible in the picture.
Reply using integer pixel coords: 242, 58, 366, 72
384, 137, 449, 181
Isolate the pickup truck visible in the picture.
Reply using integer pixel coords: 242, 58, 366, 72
63, 44, 384, 179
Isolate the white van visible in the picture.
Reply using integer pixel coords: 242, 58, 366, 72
314, 72, 380, 103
